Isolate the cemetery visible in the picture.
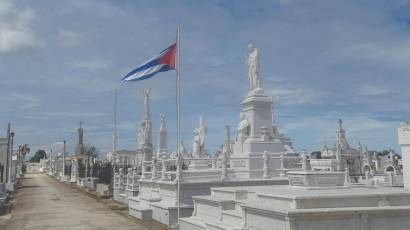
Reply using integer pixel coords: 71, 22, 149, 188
1, 44, 408, 230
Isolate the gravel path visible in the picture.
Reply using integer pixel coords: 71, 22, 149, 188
0, 174, 165, 230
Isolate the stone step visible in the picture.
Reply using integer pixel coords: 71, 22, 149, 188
129, 204, 152, 220
221, 209, 243, 224
179, 216, 206, 230
128, 196, 152, 220
205, 219, 247, 230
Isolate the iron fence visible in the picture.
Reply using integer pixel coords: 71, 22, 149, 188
92, 162, 113, 184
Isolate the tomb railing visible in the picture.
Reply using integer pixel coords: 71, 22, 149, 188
138, 153, 302, 182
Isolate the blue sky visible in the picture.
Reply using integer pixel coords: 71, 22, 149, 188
1, 0, 409, 157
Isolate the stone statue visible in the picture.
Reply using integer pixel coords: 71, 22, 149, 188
301, 150, 310, 171
246, 44, 263, 94
192, 129, 201, 158
237, 113, 249, 143
138, 89, 152, 147
180, 140, 187, 155
138, 122, 144, 146
388, 151, 394, 164
160, 113, 165, 130
192, 116, 207, 158
222, 125, 231, 155
157, 113, 167, 154
143, 88, 151, 119
138, 120, 152, 147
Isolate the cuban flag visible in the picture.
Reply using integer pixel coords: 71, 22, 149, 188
121, 41, 177, 82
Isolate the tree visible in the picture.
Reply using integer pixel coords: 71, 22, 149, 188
85, 145, 99, 158
310, 151, 322, 159
29, 150, 47, 163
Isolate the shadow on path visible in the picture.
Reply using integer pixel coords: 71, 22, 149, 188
19, 185, 42, 189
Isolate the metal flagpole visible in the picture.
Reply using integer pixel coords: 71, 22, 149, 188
113, 90, 118, 156
63, 140, 66, 178
113, 90, 118, 170
176, 27, 181, 224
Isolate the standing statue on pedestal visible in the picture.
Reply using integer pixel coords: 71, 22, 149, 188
138, 88, 152, 148
157, 113, 168, 156
192, 116, 207, 158
138, 120, 152, 146
246, 44, 263, 95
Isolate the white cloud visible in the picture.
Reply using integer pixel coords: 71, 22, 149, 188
268, 87, 324, 105
58, 29, 84, 47
281, 113, 398, 151
359, 85, 390, 96
0, 0, 41, 53
10, 92, 42, 109
67, 59, 110, 70
339, 40, 410, 72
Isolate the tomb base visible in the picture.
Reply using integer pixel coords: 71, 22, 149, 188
5, 182, 16, 192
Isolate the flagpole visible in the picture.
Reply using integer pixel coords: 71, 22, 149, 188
113, 90, 118, 157
176, 27, 181, 225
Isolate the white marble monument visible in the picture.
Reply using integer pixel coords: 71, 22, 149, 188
310, 119, 362, 180
157, 113, 168, 157
180, 122, 410, 230
181, 149, 410, 230
231, 44, 295, 178
127, 45, 299, 226
188, 116, 209, 170
138, 88, 153, 162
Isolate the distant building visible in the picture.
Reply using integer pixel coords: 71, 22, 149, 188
106, 149, 142, 165
310, 119, 362, 178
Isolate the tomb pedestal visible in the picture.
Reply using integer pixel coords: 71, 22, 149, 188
5, 182, 16, 192
287, 171, 346, 188
232, 93, 294, 178
188, 159, 209, 170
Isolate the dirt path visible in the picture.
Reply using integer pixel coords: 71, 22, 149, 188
0, 174, 165, 230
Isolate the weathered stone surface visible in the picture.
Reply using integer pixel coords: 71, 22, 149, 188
96, 183, 112, 197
